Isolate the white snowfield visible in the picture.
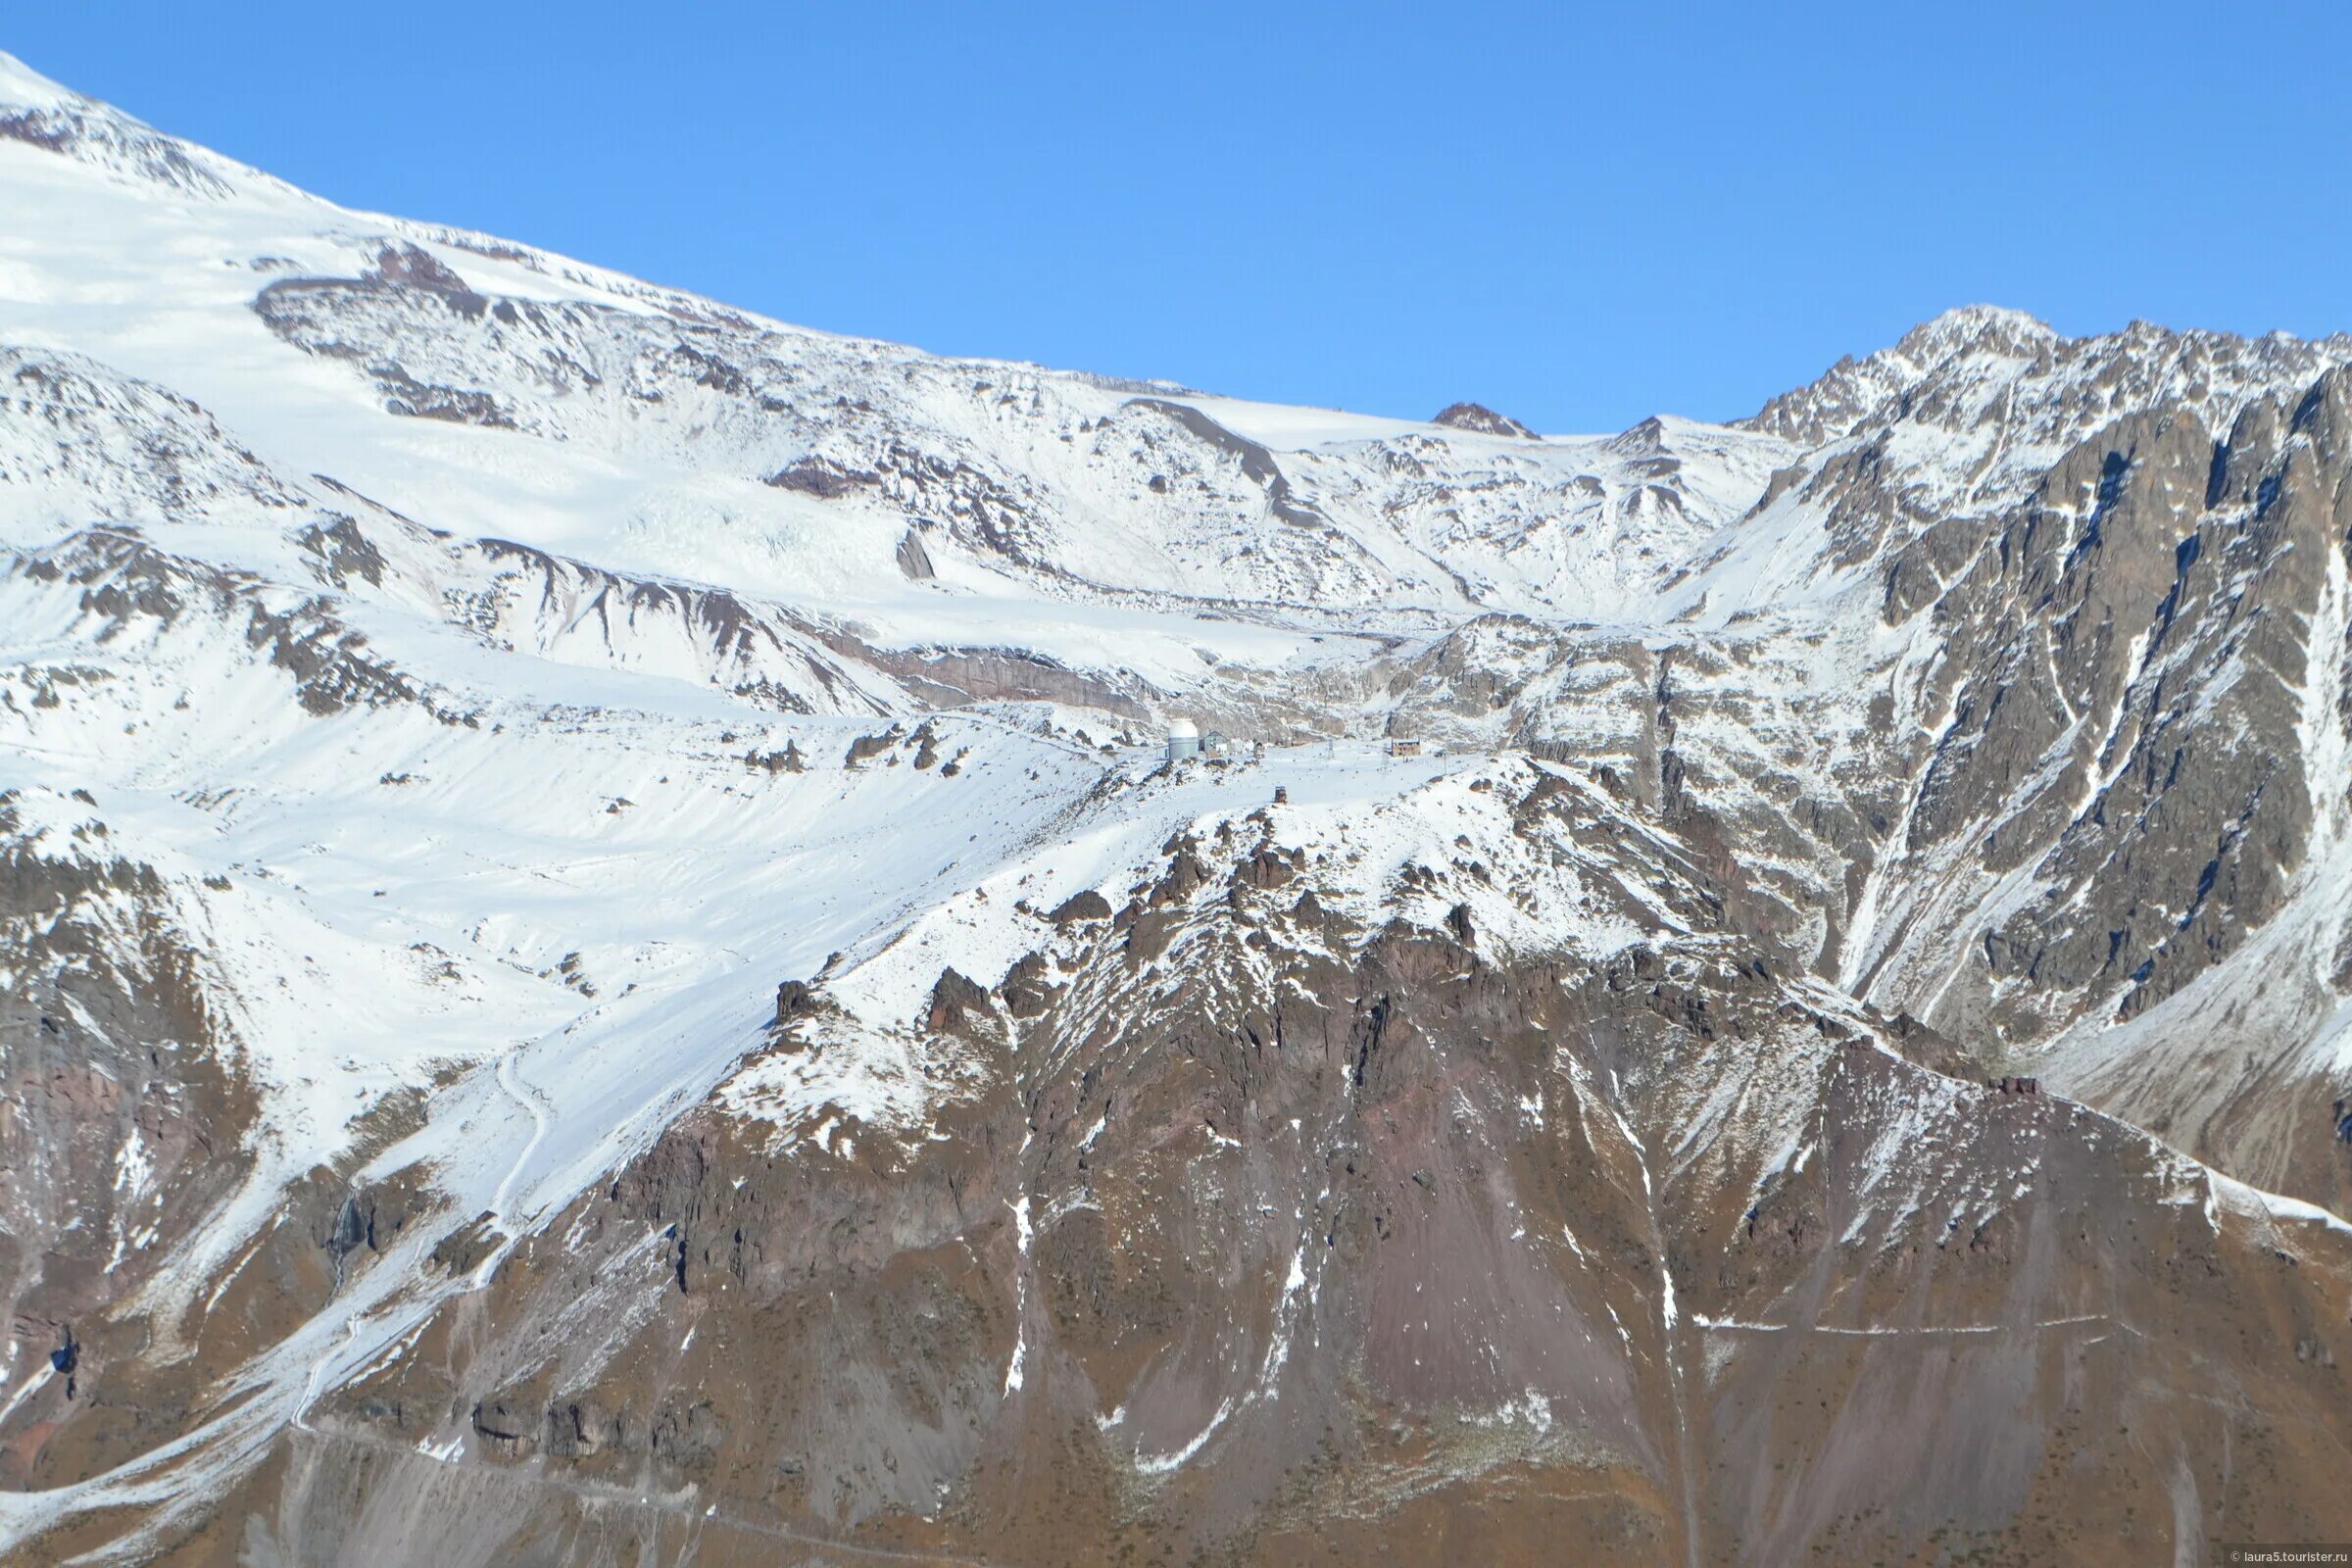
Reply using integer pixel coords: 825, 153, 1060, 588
2, 47, 2350, 1555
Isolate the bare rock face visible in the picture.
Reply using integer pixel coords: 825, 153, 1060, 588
763, 455, 877, 498
924, 967, 993, 1033
219, 793, 2352, 1566
1432, 401, 1540, 439
770, 979, 817, 1022
1050, 888, 1114, 925
893, 525, 936, 580
0, 788, 438, 1499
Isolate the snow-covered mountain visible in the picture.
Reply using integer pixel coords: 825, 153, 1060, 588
2, 50, 2350, 1567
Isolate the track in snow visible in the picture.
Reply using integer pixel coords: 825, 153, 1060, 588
486, 1048, 554, 1241
290, 1315, 361, 1435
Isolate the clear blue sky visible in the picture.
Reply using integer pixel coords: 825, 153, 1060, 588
10, 3, 2349, 432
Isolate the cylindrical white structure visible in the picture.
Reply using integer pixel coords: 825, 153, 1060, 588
1165, 717, 1200, 762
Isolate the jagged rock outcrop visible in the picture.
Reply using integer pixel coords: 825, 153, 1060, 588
1432, 400, 1540, 439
